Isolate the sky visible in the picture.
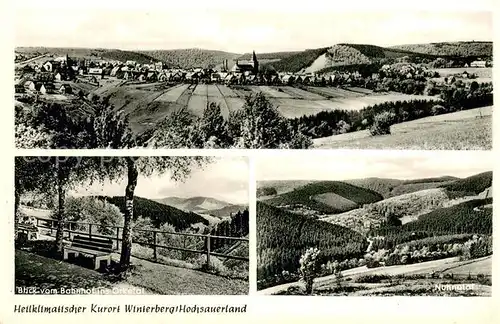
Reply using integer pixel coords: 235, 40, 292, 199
14, 5, 493, 53
256, 151, 493, 181
70, 157, 249, 205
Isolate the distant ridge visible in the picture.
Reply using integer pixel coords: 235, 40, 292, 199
16, 41, 492, 70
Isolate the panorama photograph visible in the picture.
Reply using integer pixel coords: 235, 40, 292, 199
14, 9, 492, 149
15, 156, 249, 295
256, 151, 493, 295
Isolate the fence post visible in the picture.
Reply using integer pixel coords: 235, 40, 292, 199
51, 220, 54, 236
206, 234, 211, 268
116, 227, 120, 250
89, 224, 92, 239
153, 230, 157, 262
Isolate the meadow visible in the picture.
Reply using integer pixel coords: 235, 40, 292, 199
313, 106, 492, 150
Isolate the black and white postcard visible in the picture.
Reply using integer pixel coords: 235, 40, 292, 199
14, 156, 249, 295
256, 151, 493, 296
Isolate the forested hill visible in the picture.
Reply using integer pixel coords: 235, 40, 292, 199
99, 196, 209, 230
141, 48, 241, 69
15, 47, 158, 64
264, 181, 383, 214
259, 41, 493, 73
257, 202, 367, 286
390, 41, 493, 58
343, 176, 460, 198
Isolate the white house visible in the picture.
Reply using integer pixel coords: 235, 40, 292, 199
470, 61, 487, 68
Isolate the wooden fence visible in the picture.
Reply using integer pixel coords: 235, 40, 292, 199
33, 217, 249, 267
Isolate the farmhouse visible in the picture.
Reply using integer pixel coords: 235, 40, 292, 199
88, 68, 103, 75
59, 84, 73, 94
470, 60, 487, 68
282, 74, 295, 85
34, 72, 54, 82
43, 61, 61, 72
24, 80, 35, 90
40, 83, 55, 94
146, 71, 158, 82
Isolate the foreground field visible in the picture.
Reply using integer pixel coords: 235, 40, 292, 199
260, 256, 491, 296
16, 248, 248, 295
313, 106, 492, 150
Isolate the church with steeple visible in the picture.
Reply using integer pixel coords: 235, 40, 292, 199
230, 50, 259, 75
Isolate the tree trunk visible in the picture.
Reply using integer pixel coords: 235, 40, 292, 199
14, 187, 20, 240
119, 158, 138, 271
55, 165, 67, 256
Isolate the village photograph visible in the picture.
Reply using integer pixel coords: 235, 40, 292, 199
256, 151, 492, 296
14, 9, 493, 149
15, 156, 249, 295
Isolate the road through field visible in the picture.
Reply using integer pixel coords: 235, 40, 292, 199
258, 256, 492, 295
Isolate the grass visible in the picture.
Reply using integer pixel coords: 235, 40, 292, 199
15, 249, 115, 293
271, 256, 492, 296
313, 106, 492, 150
15, 246, 248, 295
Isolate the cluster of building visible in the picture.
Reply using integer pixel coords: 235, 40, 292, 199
17, 50, 475, 96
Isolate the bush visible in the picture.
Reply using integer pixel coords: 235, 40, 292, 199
355, 274, 392, 283
196, 255, 228, 275
431, 105, 447, 115
369, 112, 396, 136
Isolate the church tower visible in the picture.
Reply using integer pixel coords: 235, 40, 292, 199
252, 50, 259, 75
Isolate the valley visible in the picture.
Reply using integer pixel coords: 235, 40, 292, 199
256, 168, 493, 296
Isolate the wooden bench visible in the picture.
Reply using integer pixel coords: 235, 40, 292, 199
17, 223, 39, 241
63, 235, 113, 270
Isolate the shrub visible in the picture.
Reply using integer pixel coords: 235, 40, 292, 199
369, 112, 396, 136
431, 105, 447, 115
355, 274, 392, 283
196, 255, 228, 275
299, 247, 321, 295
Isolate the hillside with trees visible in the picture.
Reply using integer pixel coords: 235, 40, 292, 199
142, 48, 240, 69
441, 171, 493, 197
100, 196, 209, 230
15, 47, 158, 64
374, 198, 493, 238
205, 205, 248, 218
153, 196, 232, 213
264, 181, 383, 214
390, 41, 493, 57
257, 202, 367, 289
344, 176, 461, 198
209, 209, 249, 250
264, 47, 330, 72
321, 188, 452, 234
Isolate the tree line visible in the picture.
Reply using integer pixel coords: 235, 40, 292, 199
290, 81, 493, 139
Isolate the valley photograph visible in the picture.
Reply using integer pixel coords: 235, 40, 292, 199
15, 156, 249, 295
256, 151, 492, 296
14, 9, 492, 149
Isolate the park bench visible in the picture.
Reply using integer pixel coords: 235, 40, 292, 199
17, 223, 39, 241
63, 235, 113, 270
